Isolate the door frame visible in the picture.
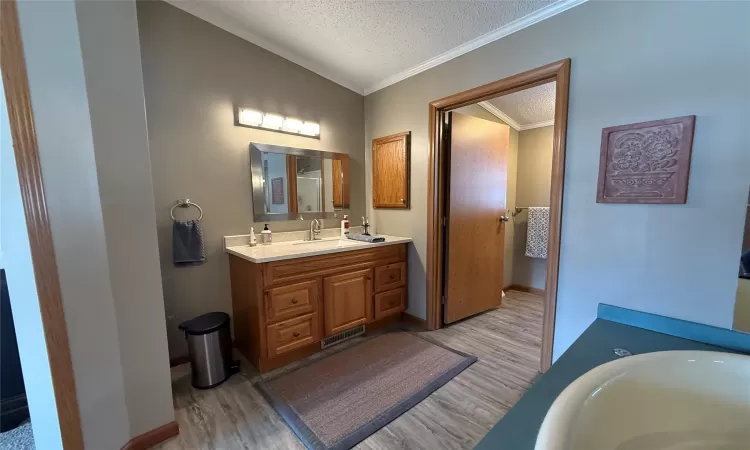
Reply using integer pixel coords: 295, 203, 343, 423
1, 0, 85, 447
426, 59, 571, 372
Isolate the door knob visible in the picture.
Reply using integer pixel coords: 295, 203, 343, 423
499, 216, 510, 223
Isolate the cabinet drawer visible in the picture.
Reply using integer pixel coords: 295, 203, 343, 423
265, 279, 319, 323
374, 287, 406, 320
266, 313, 319, 358
374, 262, 406, 293
265, 245, 405, 287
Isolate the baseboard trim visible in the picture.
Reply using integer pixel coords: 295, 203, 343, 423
505, 284, 546, 297
169, 355, 190, 367
401, 312, 427, 329
121, 421, 179, 450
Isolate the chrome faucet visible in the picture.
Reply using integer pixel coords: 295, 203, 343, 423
308, 218, 322, 241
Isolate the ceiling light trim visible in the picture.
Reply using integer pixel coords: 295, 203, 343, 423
478, 101, 521, 130
363, 0, 588, 95
165, 0, 365, 95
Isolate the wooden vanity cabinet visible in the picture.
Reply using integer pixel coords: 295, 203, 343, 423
229, 244, 407, 372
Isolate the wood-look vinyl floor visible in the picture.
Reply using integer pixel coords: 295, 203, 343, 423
156, 290, 543, 450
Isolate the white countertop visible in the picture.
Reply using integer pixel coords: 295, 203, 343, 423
225, 235, 412, 263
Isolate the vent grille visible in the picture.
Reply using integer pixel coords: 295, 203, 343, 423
321, 325, 365, 349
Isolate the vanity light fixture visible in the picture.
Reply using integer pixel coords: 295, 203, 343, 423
282, 117, 303, 133
261, 113, 284, 130
238, 108, 263, 127
237, 107, 320, 138
301, 121, 320, 137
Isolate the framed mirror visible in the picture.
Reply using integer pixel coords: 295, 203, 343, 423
250, 142, 350, 221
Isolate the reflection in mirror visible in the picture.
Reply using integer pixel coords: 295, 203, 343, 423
295, 156, 323, 213
734, 187, 750, 332
250, 143, 349, 222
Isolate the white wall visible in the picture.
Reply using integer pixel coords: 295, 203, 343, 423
75, 0, 175, 438
16, 2, 132, 447
16, 0, 174, 446
365, 1, 750, 360
1, 78, 63, 450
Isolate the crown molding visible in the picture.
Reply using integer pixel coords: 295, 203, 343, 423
478, 102, 554, 131
519, 119, 555, 131
363, 0, 588, 95
165, 0, 366, 95
478, 101, 521, 130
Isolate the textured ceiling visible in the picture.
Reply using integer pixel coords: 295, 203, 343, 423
167, 0, 568, 94
487, 82, 556, 128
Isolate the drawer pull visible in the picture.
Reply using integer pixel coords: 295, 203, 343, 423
291, 298, 298, 304
293, 332, 300, 338
389, 274, 396, 280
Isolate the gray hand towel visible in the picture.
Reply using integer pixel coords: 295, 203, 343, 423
346, 233, 385, 243
173, 220, 206, 265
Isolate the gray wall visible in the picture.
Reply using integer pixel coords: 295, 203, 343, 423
76, 0, 174, 438
453, 105, 519, 288
365, 1, 750, 360
513, 126, 554, 290
137, 1, 365, 357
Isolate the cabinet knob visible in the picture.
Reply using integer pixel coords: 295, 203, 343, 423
400, 198, 405, 203
389, 275, 395, 280
291, 298, 298, 304
293, 332, 300, 338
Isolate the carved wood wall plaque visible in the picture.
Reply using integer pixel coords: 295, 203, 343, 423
597, 115, 695, 204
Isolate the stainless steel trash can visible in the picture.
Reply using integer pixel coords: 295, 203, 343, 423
179, 312, 239, 389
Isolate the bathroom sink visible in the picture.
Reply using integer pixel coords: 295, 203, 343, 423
291, 239, 360, 249
535, 350, 750, 450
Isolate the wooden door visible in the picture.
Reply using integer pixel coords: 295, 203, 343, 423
372, 132, 410, 208
332, 155, 350, 208
323, 269, 373, 336
444, 112, 509, 324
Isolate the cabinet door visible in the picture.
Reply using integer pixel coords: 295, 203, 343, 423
323, 269, 373, 336
372, 132, 410, 209
331, 155, 350, 209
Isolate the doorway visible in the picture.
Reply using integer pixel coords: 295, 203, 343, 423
426, 60, 570, 372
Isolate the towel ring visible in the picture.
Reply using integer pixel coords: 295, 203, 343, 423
170, 199, 203, 221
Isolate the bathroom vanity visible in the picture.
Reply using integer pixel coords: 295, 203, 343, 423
226, 236, 411, 372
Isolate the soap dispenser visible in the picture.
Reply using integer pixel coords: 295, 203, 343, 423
261, 224, 272, 245
249, 227, 257, 247
341, 215, 350, 237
